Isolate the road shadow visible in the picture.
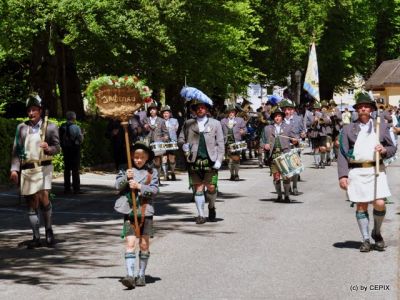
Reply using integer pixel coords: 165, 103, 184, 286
259, 198, 303, 204
332, 241, 362, 249
259, 198, 278, 202
116, 275, 161, 287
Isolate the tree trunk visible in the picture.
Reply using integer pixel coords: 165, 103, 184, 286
30, 28, 58, 116
56, 42, 84, 119
165, 83, 185, 117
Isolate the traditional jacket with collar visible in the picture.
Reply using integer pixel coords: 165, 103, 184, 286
260, 122, 298, 159
11, 120, 60, 172
337, 120, 397, 179
283, 114, 305, 135
310, 111, 333, 137
142, 116, 168, 143
220, 116, 247, 143
178, 117, 225, 164
163, 117, 179, 142
115, 167, 159, 216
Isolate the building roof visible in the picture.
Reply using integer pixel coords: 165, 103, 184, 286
365, 59, 400, 90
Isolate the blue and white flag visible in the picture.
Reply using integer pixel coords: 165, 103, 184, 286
303, 42, 320, 102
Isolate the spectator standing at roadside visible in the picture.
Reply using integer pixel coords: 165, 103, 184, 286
59, 111, 84, 194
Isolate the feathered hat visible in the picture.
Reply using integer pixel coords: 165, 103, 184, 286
267, 94, 283, 106
180, 86, 213, 108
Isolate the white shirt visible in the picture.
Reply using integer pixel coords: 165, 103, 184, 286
197, 116, 208, 133
359, 119, 373, 134
150, 116, 157, 126
274, 123, 282, 135
284, 116, 292, 125
29, 120, 42, 134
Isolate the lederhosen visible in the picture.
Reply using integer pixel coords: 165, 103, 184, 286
270, 134, 283, 175
188, 132, 218, 187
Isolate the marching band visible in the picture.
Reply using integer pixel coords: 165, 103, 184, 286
10, 89, 399, 290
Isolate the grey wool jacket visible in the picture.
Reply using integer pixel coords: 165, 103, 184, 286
115, 167, 159, 216
178, 117, 225, 164
337, 120, 397, 179
11, 120, 60, 172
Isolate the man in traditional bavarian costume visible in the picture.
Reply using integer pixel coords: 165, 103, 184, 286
280, 99, 306, 195
115, 142, 159, 288
142, 103, 168, 181
261, 106, 298, 203
221, 105, 247, 181
10, 94, 60, 249
320, 100, 335, 166
328, 99, 343, 162
338, 92, 397, 252
178, 94, 225, 224
310, 101, 332, 168
160, 105, 179, 181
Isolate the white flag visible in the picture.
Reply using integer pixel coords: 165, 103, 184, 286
303, 42, 320, 102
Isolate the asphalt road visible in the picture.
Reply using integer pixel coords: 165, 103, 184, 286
0, 148, 399, 300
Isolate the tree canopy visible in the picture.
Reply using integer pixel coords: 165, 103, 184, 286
0, 0, 399, 116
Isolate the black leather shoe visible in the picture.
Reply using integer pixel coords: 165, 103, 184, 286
229, 175, 235, 181
275, 195, 283, 202
45, 229, 55, 247
27, 238, 41, 249
195, 216, 206, 224
234, 175, 240, 181
371, 230, 385, 251
208, 208, 216, 222
360, 240, 371, 252
170, 173, 176, 181
284, 196, 291, 203
121, 276, 135, 289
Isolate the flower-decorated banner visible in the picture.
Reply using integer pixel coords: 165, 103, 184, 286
85, 75, 153, 120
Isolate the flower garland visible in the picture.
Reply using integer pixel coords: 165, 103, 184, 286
85, 75, 153, 110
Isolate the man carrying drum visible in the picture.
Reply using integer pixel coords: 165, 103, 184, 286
160, 105, 179, 181
221, 105, 247, 181
178, 92, 225, 224
10, 94, 60, 248
338, 92, 396, 252
142, 103, 169, 181
261, 106, 299, 203
280, 99, 306, 196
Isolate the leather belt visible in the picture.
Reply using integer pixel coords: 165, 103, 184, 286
22, 160, 52, 170
349, 160, 383, 168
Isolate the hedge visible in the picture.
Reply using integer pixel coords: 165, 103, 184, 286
0, 117, 114, 185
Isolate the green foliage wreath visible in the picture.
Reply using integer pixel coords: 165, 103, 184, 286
85, 75, 153, 111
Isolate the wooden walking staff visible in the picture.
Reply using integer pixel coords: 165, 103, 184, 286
91, 78, 152, 238
375, 115, 381, 176
121, 120, 140, 237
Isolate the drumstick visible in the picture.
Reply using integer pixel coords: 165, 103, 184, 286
277, 134, 302, 141
375, 116, 380, 176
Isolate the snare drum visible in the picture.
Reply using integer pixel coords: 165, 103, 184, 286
150, 142, 167, 156
163, 141, 179, 151
228, 141, 247, 153
273, 149, 304, 179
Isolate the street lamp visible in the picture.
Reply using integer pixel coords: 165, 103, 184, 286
295, 70, 302, 105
